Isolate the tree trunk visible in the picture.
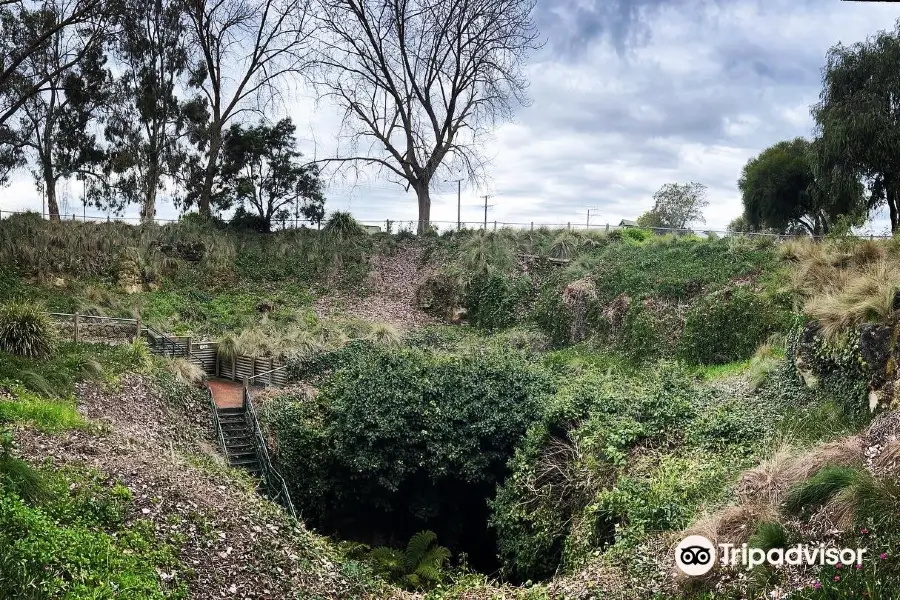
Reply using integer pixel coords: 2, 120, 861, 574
44, 167, 59, 220
888, 188, 898, 233
416, 184, 431, 234
142, 177, 157, 224
198, 127, 221, 216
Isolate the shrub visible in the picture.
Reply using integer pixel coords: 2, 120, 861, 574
269, 343, 555, 567
0, 302, 57, 359
466, 273, 533, 330
678, 287, 790, 365
490, 364, 699, 580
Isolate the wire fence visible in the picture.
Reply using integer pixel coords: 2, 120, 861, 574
0, 208, 894, 240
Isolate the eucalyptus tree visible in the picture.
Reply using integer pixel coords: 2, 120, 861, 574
5, 0, 111, 219
101, 0, 198, 222
311, 0, 540, 233
813, 19, 900, 233
181, 0, 316, 216
0, 0, 109, 192
218, 118, 325, 231
0, 0, 108, 128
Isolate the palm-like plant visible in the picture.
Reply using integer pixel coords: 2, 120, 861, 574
0, 302, 57, 359
459, 231, 515, 279
369, 530, 451, 591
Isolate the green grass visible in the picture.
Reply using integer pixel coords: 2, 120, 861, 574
696, 358, 753, 380
0, 384, 86, 431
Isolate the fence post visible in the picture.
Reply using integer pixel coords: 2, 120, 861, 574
530, 221, 533, 231
187, 336, 192, 359
134, 318, 141, 343
567, 222, 571, 230
73, 313, 79, 343
269, 357, 274, 385
242, 376, 249, 409
493, 220, 497, 231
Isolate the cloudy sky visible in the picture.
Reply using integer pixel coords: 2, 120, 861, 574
3, 0, 900, 232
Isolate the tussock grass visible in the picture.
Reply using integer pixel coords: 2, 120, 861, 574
783, 465, 861, 515
747, 521, 789, 551
0, 302, 57, 359
368, 323, 401, 347
748, 342, 782, 391
168, 358, 205, 386
805, 260, 899, 339
0, 452, 50, 504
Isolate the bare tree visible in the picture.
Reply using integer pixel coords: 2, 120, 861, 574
182, 0, 314, 216
312, 0, 539, 233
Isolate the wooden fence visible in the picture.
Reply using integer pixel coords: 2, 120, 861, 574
50, 313, 288, 386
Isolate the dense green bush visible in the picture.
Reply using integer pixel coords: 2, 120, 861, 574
0, 302, 57, 359
268, 342, 555, 568
465, 273, 533, 330
677, 287, 791, 365
489, 364, 698, 581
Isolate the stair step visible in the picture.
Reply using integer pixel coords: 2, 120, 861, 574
231, 458, 261, 468
226, 442, 255, 452
228, 452, 257, 465
228, 449, 258, 459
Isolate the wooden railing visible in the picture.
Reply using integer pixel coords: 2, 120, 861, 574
243, 384, 296, 519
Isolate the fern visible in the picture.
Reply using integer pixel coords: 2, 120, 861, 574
368, 530, 451, 591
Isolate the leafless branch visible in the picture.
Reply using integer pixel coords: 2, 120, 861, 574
310, 0, 540, 231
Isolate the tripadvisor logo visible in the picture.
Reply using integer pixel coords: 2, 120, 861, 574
674, 535, 868, 575
675, 535, 717, 576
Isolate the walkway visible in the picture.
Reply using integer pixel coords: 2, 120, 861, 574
206, 379, 244, 409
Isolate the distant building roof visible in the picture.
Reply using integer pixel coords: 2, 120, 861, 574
619, 219, 638, 227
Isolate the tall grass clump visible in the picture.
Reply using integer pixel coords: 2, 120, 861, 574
323, 211, 366, 243
0, 302, 57, 359
783, 466, 861, 516
805, 260, 900, 339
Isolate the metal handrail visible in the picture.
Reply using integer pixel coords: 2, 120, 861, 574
207, 387, 228, 458
246, 363, 288, 384
244, 386, 296, 519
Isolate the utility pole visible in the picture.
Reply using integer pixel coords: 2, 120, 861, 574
445, 178, 464, 230
587, 208, 602, 229
481, 194, 493, 230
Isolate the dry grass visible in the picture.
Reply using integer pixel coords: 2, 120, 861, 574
873, 440, 900, 476
168, 357, 205, 386
684, 503, 778, 547
735, 438, 864, 507
678, 436, 865, 564
805, 260, 900, 339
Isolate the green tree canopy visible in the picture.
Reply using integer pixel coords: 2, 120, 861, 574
217, 118, 325, 231
643, 182, 709, 230
738, 138, 865, 235
813, 19, 900, 232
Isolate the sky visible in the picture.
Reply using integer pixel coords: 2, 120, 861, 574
3, 0, 900, 233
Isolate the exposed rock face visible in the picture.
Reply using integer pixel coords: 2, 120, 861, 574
859, 323, 894, 390
794, 320, 899, 411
